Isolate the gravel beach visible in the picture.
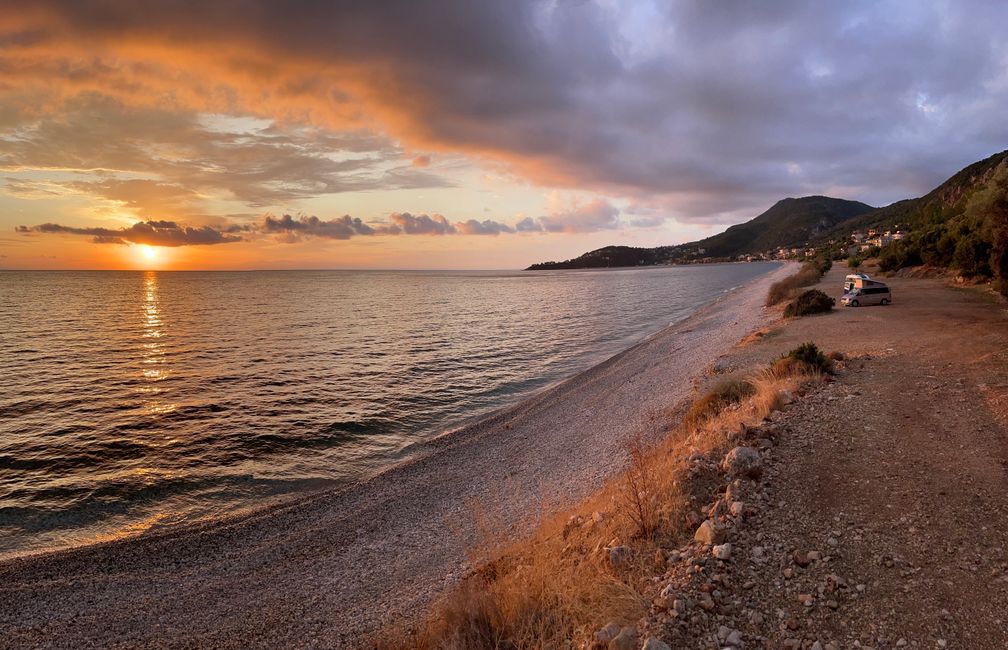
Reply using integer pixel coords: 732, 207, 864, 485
0, 263, 794, 649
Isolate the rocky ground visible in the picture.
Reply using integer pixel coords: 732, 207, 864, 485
590, 267, 1008, 649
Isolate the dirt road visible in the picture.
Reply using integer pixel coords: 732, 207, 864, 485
668, 267, 1008, 648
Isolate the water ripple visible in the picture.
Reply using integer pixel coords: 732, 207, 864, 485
0, 264, 777, 556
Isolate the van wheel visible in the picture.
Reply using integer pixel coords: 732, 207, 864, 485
881, 298, 889, 305
850, 299, 860, 307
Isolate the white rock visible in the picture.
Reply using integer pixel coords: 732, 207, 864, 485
729, 501, 745, 517
712, 543, 732, 560
722, 446, 762, 479
726, 629, 742, 646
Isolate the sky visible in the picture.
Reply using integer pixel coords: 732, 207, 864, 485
1, 1, 1007, 270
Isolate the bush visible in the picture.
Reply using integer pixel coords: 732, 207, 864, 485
765, 262, 825, 306
847, 255, 862, 269
771, 342, 834, 377
684, 377, 756, 427
783, 289, 835, 318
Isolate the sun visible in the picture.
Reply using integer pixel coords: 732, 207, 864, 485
138, 245, 159, 263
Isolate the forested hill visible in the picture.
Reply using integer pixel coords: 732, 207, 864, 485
526, 196, 874, 270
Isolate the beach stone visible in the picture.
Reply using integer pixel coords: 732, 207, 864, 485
712, 543, 732, 560
594, 622, 621, 643
609, 626, 638, 650
694, 519, 726, 545
640, 637, 671, 650
722, 446, 762, 479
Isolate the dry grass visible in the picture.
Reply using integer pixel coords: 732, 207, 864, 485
682, 376, 755, 428
765, 263, 824, 306
376, 357, 826, 650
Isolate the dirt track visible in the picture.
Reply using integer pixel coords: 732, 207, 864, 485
667, 266, 1008, 648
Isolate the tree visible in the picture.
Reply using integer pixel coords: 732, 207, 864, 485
966, 161, 1008, 293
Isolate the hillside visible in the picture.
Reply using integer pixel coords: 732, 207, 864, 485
820, 149, 1008, 241
823, 149, 1008, 293
526, 196, 873, 270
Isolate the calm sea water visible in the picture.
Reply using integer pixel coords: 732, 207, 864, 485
0, 263, 777, 557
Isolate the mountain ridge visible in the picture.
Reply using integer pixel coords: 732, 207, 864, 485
526, 195, 874, 270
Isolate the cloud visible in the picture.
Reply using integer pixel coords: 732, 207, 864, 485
1, 1, 1007, 232
387, 212, 456, 236
514, 216, 542, 233
455, 219, 513, 235
536, 198, 620, 233
17, 220, 242, 246
0, 96, 453, 217
261, 214, 374, 240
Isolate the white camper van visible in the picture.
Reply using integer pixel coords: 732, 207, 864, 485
841, 273, 892, 307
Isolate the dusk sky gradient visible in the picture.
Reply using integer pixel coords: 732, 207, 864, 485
1, 1, 1007, 269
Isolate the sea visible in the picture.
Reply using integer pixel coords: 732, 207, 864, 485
0, 262, 779, 557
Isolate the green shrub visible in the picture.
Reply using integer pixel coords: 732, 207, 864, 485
783, 289, 835, 318
684, 377, 756, 427
847, 255, 862, 269
771, 342, 834, 376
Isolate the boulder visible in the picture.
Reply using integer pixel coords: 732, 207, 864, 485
594, 622, 621, 644
722, 446, 762, 479
609, 626, 638, 650
640, 637, 671, 650
693, 519, 726, 545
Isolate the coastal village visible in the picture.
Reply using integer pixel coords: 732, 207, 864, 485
703, 228, 907, 265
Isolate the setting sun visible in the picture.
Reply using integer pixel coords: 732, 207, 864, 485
138, 245, 158, 262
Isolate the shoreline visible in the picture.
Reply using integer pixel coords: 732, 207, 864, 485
0, 262, 795, 649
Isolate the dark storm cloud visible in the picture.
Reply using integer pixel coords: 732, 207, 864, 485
18, 220, 242, 246
4, 1, 1008, 221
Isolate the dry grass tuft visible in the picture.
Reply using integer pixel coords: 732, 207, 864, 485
682, 376, 755, 428
765, 263, 825, 306
378, 347, 831, 649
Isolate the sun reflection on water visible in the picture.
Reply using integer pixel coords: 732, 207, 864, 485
139, 272, 175, 414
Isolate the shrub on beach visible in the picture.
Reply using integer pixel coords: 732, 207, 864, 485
683, 377, 756, 427
765, 261, 827, 306
783, 289, 835, 318
771, 342, 834, 377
